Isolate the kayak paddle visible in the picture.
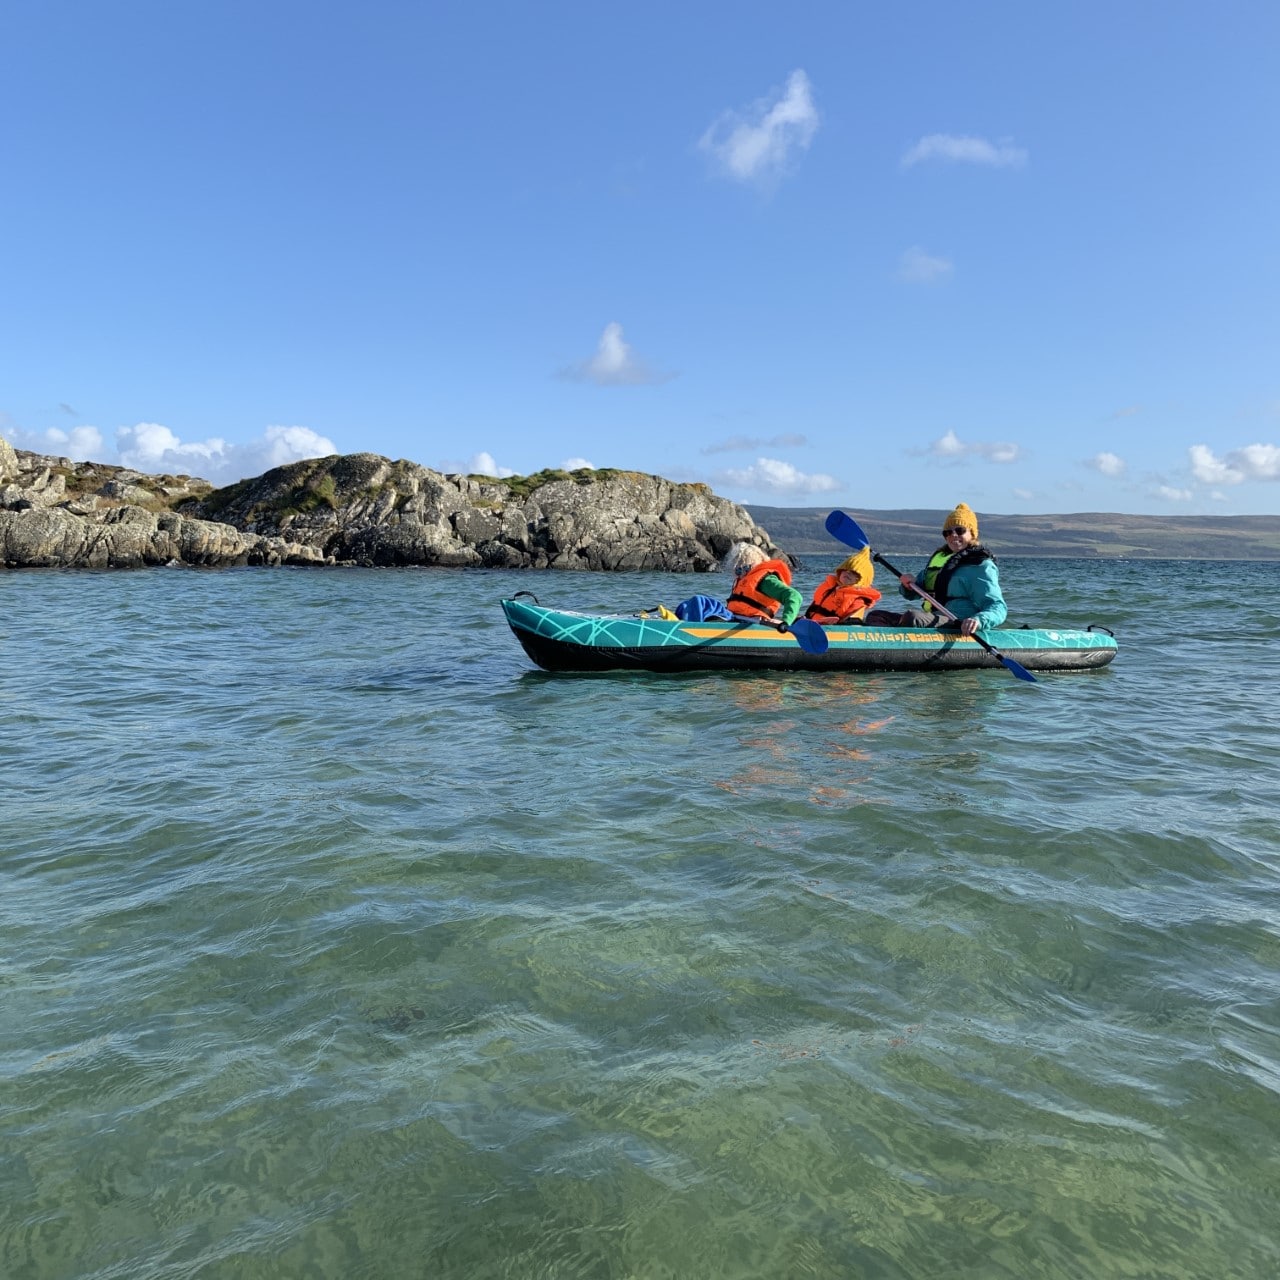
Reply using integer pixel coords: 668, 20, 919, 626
779, 615, 830, 655
824, 510, 1036, 682
824, 509, 870, 551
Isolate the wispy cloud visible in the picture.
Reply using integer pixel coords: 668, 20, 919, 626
116, 422, 336, 486
561, 456, 594, 471
1086, 451, 1126, 477
900, 133, 1028, 169
899, 246, 953, 283
702, 433, 807, 455
924, 429, 1023, 464
699, 69, 819, 185
1189, 442, 1280, 484
717, 456, 840, 495
559, 322, 673, 387
1156, 485, 1193, 502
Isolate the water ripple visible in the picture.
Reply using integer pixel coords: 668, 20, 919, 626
3, 562, 1279, 1278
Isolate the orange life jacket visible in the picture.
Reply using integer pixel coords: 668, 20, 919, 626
804, 576, 883, 623
727, 559, 792, 620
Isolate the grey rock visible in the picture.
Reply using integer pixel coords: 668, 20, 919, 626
98, 478, 156, 505
0, 449, 329, 569
0, 448, 785, 572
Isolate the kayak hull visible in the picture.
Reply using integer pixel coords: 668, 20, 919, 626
501, 597, 1118, 675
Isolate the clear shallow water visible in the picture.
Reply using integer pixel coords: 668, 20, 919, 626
2, 559, 1278, 1279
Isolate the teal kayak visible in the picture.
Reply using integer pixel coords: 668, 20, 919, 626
501, 595, 1118, 675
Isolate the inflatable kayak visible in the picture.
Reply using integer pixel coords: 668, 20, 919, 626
501, 595, 1118, 675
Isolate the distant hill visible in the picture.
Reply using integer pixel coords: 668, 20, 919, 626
746, 506, 1280, 562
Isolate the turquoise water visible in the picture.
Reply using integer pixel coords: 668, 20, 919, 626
2, 559, 1278, 1278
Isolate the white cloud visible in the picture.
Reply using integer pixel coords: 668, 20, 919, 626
901, 133, 1028, 169
1013, 488, 1034, 500
899, 246, 953, 283
560, 322, 672, 386
1188, 444, 1237, 484
931, 429, 966, 458
116, 422, 336, 486
1189, 441, 1280, 485
718, 456, 840, 495
699, 69, 819, 185
458, 451, 517, 478
561, 457, 594, 470
925, 429, 1023, 464
1230, 442, 1280, 479
250, 425, 338, 475
1086, 451, 1126, 477
1157, 485, 1193, 501
702, 433, 807, 455
117, 422, 225, 472
40, 424, 105, 459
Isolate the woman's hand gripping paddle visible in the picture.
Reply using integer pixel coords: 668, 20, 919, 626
823, 511, 1036, 682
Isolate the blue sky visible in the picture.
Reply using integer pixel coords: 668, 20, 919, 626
4, 1, 1278, 515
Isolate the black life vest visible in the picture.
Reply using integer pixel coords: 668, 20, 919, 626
920, 545, 994, 609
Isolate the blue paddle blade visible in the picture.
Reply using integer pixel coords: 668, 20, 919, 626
972, 632, 1037, 682
789, 617, 830, 655
999, 655, 1037, 683
825, 510, 869, 550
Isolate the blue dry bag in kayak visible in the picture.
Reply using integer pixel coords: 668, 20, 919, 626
674, 594, 734, 621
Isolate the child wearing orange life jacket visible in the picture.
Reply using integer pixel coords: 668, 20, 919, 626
725, 543, 803, 626
804, 548, 882, 624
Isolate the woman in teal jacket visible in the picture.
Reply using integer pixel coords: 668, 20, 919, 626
864, 502, 1008, 634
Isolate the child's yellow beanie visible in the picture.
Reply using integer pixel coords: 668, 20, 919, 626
835, 547, 873, 584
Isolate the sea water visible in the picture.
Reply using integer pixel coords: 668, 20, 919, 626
2, 559, 1278, 1279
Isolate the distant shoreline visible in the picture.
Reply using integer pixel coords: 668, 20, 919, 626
747, 505, 1280, 562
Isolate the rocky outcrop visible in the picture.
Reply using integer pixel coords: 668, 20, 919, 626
0, 448, 329, 568
0, 447, 783, 571
188, 453, 776, 571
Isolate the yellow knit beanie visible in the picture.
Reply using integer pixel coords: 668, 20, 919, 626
943, 502, 979, 538
835, 547, 873, 585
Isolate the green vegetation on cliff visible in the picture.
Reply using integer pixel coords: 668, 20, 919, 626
475, 467, 631, 501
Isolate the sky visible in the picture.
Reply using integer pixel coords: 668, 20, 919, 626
3, 0, 1279, 515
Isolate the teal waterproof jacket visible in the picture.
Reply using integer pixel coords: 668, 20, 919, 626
901, 546, 1008, 629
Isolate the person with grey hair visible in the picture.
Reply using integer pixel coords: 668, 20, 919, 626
725, 543, 803, 629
